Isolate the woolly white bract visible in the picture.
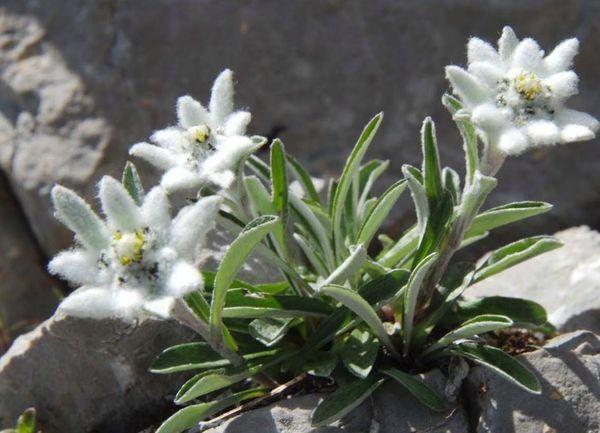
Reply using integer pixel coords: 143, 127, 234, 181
48, 176, 221, 320
446, 26, 599, 156
130, 69, 265, 192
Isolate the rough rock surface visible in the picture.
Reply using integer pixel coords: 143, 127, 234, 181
466, 331, 600, 433
203, 370, 469, 433
0, 172, 59, 352
467, 226, 600, 334
1, 0, 600, 259
0, 314, 195, 433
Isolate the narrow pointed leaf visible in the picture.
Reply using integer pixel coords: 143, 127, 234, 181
442, 93, 478, 183
320, 284, 399, 357
332, 113, 383, 256
121, 161, 144, 205
320, 245, 367, 288
270, 139, 289, 222
467, 201, 553, 237
357, 179, 407, 247
211, 215, 279, 336
445, 296, 547, 327
421, 117, 443, 203
474, 236, 563, 283
403, 253, 438, 355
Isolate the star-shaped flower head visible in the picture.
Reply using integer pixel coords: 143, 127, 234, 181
130, 69, 265, 192
446, 26, 599, 155
48, 176, 221, 320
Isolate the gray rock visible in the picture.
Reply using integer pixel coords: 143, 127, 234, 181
0, 172, 60, 352
203, 370, 469, 433
0, 314, 195, 433
465, 330, 600, 433
466, 226, 600, 334
1, 1, 600, 259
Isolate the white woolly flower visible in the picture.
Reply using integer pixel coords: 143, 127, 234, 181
48, 176, 221, 320
446, 26, 599, 155
130, 69, 265, 192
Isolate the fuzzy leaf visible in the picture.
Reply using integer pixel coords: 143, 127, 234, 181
377, 226, 419, 268
358, 159, 389, 211
121, 161, 145, 205
473, 236, 563, 283
403, 253, 438, 354
311, 378, 385, 427
320, 284, 400, 357
424, 314, 513, 356
421, 118, 444, 204
452, 342, 541, 393
175, 366, 254, 404
382, 369, 445, 411
270, 139, 289, 223
304, 351, 338, 377
442, 93, 478, 183
211, 215, 279, 338
16, 408, 36, 433
156, 388, 266, 433
294, 233, 329, 276
331, 113, 383, 256
357, 179, 407, 247
467, 201, 553, 237
320, 245, 367, 288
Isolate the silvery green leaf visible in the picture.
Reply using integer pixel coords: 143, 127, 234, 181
156, 388, 266, 433
244, 175, 275, 217
421, 117, 444, 204
341, 328, 379, 379
442, 94, 478, 184
319, 245, 367, 288
402, 165, 429, 238
452, 342, 541, 393
270, 139, 289, 224
247, 154, 271, 181
403, 253, 438, 355
51, 185, 109, 251
473, 235, 563, 283
121, 161, 144, 205
467, 201, 553, 237
289, 193, 335, 270
458, 170, 497, 222
377, 226, 419, 268
311, 377, 385, 427
210, 215, 279, 340
382, 369, 445, 411
423, 314, 513, 356
356, 179, 407, 247
319, 284, 400, 358
331, 113, 383, 258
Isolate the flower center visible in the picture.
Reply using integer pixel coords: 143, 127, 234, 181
187, 124, 210, 144
112, 230, 145, 266
514, 72, 542, 101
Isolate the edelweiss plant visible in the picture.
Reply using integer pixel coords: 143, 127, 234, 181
48, 28, 598, 433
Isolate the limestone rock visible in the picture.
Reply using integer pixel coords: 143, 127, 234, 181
466, 331, 600, 433
0, 314, 195, 433
0, 173, 59, 352
467, 226, 600, 334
